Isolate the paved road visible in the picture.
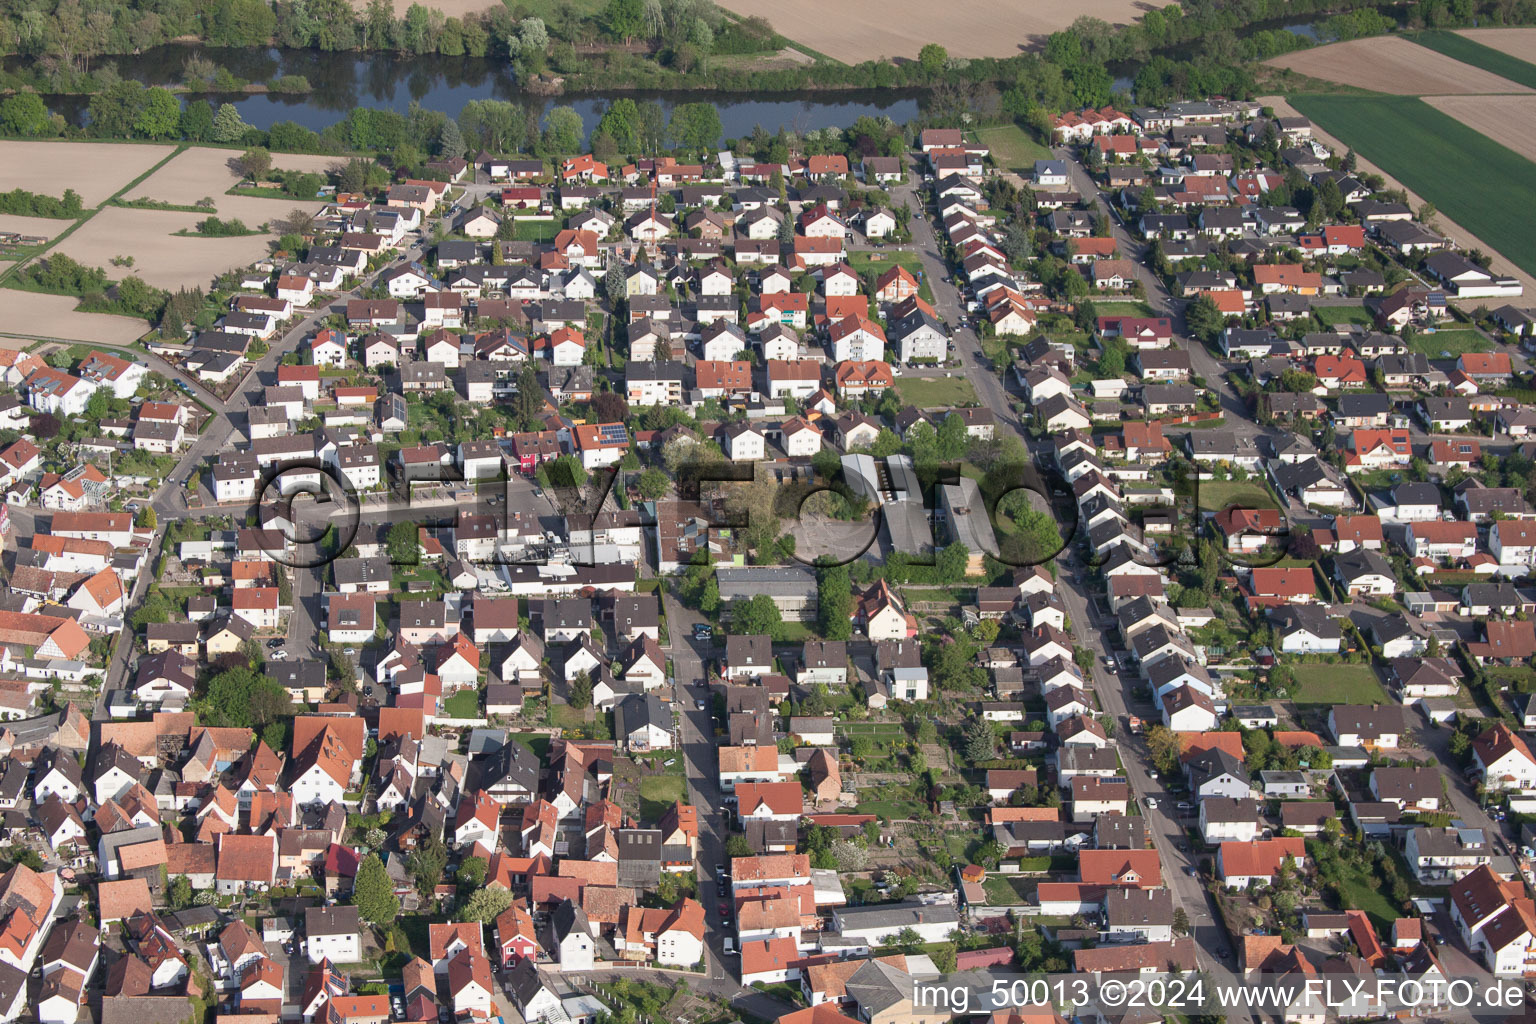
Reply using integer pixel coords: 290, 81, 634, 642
1054, 148, 1257, 437
904, 166, 1250, 1011
662, 589, 735, 982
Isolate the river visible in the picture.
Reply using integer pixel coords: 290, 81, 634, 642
24, 44, 925, 140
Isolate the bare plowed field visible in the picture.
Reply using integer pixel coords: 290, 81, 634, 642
0, 141, 174, 206
1267, 36, 1532, 94
0, 214, 68, 240
713, 0, 1179, 61
122, 146, 332, 224
51, 207, 280, 291
1457, 27, 1536, 61
1423, 94, 1536, 163
1, 291, 150, 345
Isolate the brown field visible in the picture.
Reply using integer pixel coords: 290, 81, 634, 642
122, 146, 332, 224
1266, 35, 1533, 94
0, 141, 174, 206
50, 207, 283, 291
1456, 26, 1536, 61
0, 214, 69, 240
713, 0, 1180, 61
0, 291, 150, 345
1423, 94, 1536, 163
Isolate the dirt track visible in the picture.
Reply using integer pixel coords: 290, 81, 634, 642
1266, 36, 1532, 94
1423, 94, 1536, 163
713, 0, 1180, 61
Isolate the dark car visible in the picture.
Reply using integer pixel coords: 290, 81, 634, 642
693, 624, 713, 640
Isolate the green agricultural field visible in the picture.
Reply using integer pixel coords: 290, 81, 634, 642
1289, 664, 1388, 704
1408, 30, 1536, 89
971, 123, 1053, 172
895, 376, 978, 407
1407, 328, 1492, 358
1289, 93, 1536, 278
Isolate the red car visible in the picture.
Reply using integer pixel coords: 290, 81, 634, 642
718, 902, 732, 918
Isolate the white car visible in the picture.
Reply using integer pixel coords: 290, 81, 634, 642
1143, 797, 1158, 809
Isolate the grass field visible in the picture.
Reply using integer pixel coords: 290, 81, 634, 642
1410, 30, 1536, 89
981, 874, 1034, 905
639, 773, 687, 819
971, 123, 1052, 172
1314, 304, 1374, 328
1289, 93, 1536, 278
1289, 664, 1388, 704
1408, 327, 1492, 358
896, 376, 978, 408
1092, 299, 1157, 317
1196, 479, 1280, 512
512, 219, 560, 242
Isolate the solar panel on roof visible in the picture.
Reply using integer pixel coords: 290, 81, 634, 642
598, 424, 627, 442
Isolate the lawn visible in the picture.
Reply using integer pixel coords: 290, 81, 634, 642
1289, 93, 1536, 277
1092, 300, 1156, 317
1408, 30, 1536, 90
855, 791, 928, 820
1289, 664, 1388, 705
1331, 857, 1406, 931
1196, 479, 1280, 512
971, 123, 1053, 172
981, 873, 1034, 906
846, 249, 935, 302
1408, 328, 1492, 358
442, 687, 480, 718
639, 773, 687, 819
1314, 304, 1374, 328
896, 376, 978, 408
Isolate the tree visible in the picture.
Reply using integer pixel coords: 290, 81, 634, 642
457, 886, 514, 922
134, 87, 181, 139
457, 856, 488, 889
962, 716, 995, 763
168, 875, 194, 909
817, 562, 854, 640
731, 593, 782, 638
210, 103, 249, 143
386, 520, 420, 565
236, 147, 273, 181
724, 833, 753, 859
669, 102, 723, 156
1173, 907, 1190, 935
592, 391, 628, 423
1145, 724, 1182, 776
637, 467, 669, 500
353, 854, 398, 926
510, 359, 544, 429
408, 836, 448, 897
0, 94, 54, 137
1185, 294, 1226, 344
918, 42, 949, 74
605, 0, 645, 43
138, 507, 157, 529
541, 105, 583, 156
569, 672, 592, 709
